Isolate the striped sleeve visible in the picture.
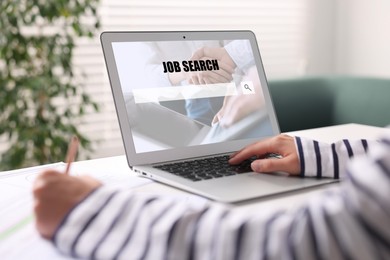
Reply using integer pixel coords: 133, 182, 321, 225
52, 134, 390, 260
294, 137, 377, 179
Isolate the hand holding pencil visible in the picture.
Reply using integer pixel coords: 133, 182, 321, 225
33, 136, 102, 239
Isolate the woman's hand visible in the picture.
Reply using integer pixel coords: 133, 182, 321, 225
33, 170, 102, 239
229, 134, 301, 175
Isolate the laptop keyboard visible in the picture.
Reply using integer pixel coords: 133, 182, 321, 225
153, 154, 256, 182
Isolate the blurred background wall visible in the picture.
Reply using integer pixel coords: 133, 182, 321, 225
1, 0, 389, 163
306, 0, 390, 77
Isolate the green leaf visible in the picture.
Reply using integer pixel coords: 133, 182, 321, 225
0, 0, 101, 169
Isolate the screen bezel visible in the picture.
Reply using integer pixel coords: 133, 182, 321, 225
100, 30, 280, 166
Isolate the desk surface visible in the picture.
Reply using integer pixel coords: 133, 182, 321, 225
287, 123, 387, 143
0, 123, 387, 259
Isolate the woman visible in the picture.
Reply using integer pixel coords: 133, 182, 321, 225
33, 133, 390, 259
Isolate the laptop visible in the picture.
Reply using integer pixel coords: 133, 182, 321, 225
100, 30, 336, 203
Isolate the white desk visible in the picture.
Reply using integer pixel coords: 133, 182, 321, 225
0, 123, 387, 259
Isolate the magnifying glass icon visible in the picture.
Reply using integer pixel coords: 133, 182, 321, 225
244, 84, 252, 91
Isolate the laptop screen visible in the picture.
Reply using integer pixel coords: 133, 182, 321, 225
111, 39, 274, 153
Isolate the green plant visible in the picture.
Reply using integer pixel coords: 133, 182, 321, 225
0, 1, 100, 170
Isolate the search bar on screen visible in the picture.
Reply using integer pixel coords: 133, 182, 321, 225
132, 82, 238, 103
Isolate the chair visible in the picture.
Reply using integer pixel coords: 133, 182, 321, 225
268, 76, 390, 132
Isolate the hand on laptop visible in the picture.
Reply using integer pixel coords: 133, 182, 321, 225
167, 57, 235, 85
213, 66, 265, 127
186, 46, 236, 85
33, 170, 102, 239
186, 58, 235, 85
229, 134, 301, 175
32, 135, 298, 241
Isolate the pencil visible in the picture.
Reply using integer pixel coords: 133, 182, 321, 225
64, 136, 79, 175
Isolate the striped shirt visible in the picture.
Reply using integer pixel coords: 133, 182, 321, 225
52, 134, 390, 260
